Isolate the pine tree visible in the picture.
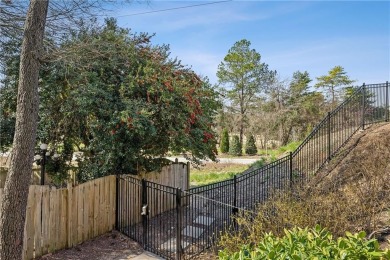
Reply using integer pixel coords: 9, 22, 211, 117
220, 128, 229, 153
217, 39, 275, 145
229, 135, 242, 156
245, 134, 258, 155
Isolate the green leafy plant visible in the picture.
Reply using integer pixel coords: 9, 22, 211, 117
245, 134, 257, 155
220, 128, 230, 154
1, 19, 221, 182
229, 135, 242, 156
249, 158, 266, 169
219, 225, 389, 260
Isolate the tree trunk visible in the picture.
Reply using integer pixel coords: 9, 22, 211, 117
0, 0, 49, 259
281, 125, 293, 146
239, 117, 244, 146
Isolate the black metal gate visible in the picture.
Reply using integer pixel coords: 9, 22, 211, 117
116, 175, 238, 259
116, 175, 183, 259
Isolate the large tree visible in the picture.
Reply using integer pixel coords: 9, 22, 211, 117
1, 1, 154, 258
1, 19, 220, 182
0, 1, 49, 259
284, 71, 325, 142
217, 39, 275, 144
315, 65, 354, 107
259, 71, 325, 145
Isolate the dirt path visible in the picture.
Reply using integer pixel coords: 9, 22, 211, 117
37, 231, 150, 260
37, 230, 216, 260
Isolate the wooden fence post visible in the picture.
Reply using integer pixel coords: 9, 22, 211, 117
67, 182, 72, 248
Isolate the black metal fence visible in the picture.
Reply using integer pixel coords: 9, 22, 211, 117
116, 175, 236, 259
116, 82, 389, 259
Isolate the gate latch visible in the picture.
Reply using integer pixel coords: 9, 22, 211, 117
141, 205, 148, 216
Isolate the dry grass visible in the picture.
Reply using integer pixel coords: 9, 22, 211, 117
219, 123, 390, 253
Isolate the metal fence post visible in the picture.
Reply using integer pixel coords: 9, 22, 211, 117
141, 179, 148, 249
232, 176, 238, 227
187, 162, 191, 191
176, 188, 182, 260
362, 83, 366, 130
386, 81, 389, 122
327, 112, 331, 161
289, 152, 293, 188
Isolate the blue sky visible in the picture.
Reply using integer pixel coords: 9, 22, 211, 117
107, 1, 389, 86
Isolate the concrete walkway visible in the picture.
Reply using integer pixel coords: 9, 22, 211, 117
129, 251, 164, 259
167, 156, 260, 165
158, 216, 215, 256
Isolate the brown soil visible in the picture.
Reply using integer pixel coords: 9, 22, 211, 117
37, 231, 144, 260
36, 230, 216, 260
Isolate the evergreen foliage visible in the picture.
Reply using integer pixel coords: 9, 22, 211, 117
220, 128, 229, 153
0, 19, 220, 182
315, 65, 355, 105
245, 134, 257, 155
229, 135, 242, 156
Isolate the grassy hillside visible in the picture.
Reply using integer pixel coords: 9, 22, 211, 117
219, 123, 390, 253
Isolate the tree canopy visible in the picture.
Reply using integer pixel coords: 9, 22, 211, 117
0, 19, 220, 182
315, 65, 355, 106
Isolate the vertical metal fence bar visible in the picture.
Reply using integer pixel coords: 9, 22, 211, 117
386, 81, 389, 122
232, 176, 238, 227
137, 180, 140, 242
362, 83, 366, 129
141, 179, 148, 249
176, 188, 182, 260
289, 152, 293, 188
327, 112, 331, 161
151, 184, 155, 256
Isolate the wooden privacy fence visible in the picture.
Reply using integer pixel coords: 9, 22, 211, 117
138, 162, 190, 188
0, 175, 116, 259
0, 162, 189, 259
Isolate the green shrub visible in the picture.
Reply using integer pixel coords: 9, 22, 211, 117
249, 158, 266, 169
245, 135, 257, 155
218, 225, 389, 260
220, 128, 230, 154
229, 135, 242, 156
277, 141, 301, 154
